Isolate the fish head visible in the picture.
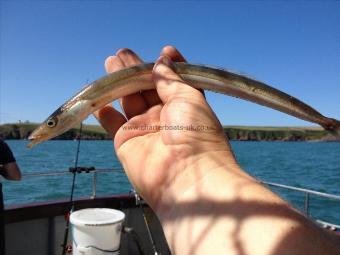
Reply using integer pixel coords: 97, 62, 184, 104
28, 99, 91, 148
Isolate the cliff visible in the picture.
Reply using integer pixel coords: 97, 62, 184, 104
0, 123, 338, 142
223, 126, 337, 141
0, 123, 110, 140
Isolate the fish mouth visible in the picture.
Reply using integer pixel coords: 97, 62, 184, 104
27, 133, 48, 148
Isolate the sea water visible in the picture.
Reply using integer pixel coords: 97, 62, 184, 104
2, 140, 340, 225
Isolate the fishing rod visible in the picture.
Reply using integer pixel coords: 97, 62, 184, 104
61, 122, 83, 255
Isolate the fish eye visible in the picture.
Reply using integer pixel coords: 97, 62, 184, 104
46, 118, 57, 128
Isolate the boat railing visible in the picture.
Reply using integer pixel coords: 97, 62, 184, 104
16, 168, 340, 231
261, 180, 340, 231
21, 167, 123, 199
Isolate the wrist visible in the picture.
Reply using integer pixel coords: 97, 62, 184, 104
155, 148, 249, 220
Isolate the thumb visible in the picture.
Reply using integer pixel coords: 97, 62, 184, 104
152, 55, 203, 104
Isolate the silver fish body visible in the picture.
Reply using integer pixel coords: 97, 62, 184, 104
28, 62, 340, 147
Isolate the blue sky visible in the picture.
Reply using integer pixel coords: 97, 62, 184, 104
1, 1, 339, 127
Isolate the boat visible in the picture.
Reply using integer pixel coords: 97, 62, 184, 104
4, 168, 340, 255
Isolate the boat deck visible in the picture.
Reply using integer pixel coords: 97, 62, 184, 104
5, 195, 171, 255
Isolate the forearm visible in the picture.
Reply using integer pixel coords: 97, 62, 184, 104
0, 163, 21, 181
0, 165, 7, 178
156, 153, 340, 255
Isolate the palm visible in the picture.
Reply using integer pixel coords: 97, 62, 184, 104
116, 93, 228, 204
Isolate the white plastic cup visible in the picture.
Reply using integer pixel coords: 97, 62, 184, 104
70, 208, 125, 255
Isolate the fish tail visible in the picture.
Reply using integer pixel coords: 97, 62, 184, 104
334, 121, 340, 137
322, 118, 340, 138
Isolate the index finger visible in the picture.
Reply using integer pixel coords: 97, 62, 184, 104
160, 45, 187, 62
160, 45, 205, 97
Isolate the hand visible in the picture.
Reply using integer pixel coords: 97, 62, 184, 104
94, 46, 340, 255
94, 46, 237, 212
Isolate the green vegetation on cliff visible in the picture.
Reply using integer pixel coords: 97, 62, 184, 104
0, 123, 110, 140
222, 126, 332, 141
0, 123, 338, 141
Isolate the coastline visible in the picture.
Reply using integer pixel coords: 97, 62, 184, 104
0, 123, 339, 142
